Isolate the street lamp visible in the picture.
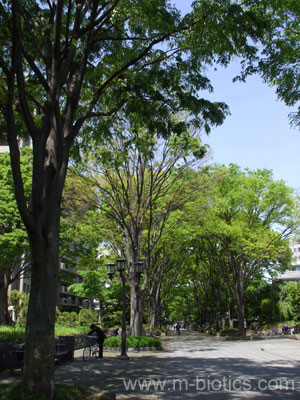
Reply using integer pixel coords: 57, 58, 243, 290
106, 258, 144, 360
106, 263, 115, 280
134, 261, 144, 275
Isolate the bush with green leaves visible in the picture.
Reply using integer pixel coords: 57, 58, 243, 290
55, 311, 78, 327
219, 328, 239, 336
278, 282, 300, 321
78, 309, 98, 326
260, 298, 274, 323
9, 290, 29, 327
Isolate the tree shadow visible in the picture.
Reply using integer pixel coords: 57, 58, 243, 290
55, 351, 300, 399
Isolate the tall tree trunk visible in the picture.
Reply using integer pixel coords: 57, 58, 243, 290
148, 281, 162, 329
148, 297, 159, 330
17, 130, 69, 396
22, 221, 60, 396
235, 283, 246, 335
130, 278, 145, 336
0, 270, 13, 325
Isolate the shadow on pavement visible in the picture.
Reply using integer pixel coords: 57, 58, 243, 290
1, 332, 300, 399
54, 346, 300, 399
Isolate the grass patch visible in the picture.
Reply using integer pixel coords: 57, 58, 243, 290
0, 383, 109, 400
105, 335, 162, 349
55, 325, 89, 337
0, 326, 25, 343
0, 325, 90, 343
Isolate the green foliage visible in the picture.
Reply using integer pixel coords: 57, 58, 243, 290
278, 281, 300, 320
193, 165, 296, 327
0, 326, 25, 343
246, 279, 280, 322
0, 325, 89, 343
260, 320, 296, 331
238, 0, 300, 127
55, 312, 79, 328
278, 301, 294, 321
78, 309, 98, 327
0, 149, 32, 324
9, 290, 29, 327
0, 0, 270, 390
0, 149, 31, 271
54, 325, 89, 337
219, 328, 239, 336
164, 164, 298, 332
260, 299, 274, 323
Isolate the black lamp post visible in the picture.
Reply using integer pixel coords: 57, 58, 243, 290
106, 258, 144, 360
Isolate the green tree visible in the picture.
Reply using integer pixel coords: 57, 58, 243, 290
192, 165, 297, 334
0, 149, 31, 325
245, 279, 280, 323
278, 281, 300, 321
239, 0, 300, 127
9, 289, 29, 326
0, 0, 269, 395
76, 124, 207, 335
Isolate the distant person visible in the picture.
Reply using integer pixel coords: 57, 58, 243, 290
88, 324, 106, 359
176, 321, 181, 335
114, 328, 119, 336
282, 323, 289, 335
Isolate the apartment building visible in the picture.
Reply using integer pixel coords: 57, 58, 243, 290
8, 261, 91, 312
276, 240, 300, 281
58, 263, 91, 312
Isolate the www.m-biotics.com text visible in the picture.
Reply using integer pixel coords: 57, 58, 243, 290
123, 376, 295, 392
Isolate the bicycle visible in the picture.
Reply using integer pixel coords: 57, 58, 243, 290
82, 336, 99, 361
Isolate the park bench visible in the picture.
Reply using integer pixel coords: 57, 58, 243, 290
9, 339, 72, 373
54, 343, 69, 364
10, 344, 24, 373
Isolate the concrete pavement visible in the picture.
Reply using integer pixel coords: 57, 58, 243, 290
1, 332, 300, 399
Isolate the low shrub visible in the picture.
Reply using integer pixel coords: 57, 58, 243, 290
56, 312, 79, 327
9, 291, 29, 327
219, 328, 239, 337
78, 309, 98, 326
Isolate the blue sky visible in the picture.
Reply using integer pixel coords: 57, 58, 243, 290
202, 63, 300, 190
173, 0, 300, 190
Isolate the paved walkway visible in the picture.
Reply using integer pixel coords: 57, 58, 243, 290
1, 332, 300, 399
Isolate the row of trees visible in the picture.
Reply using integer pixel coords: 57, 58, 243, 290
0, 0, 299, 396
165, 278, 300, 329
64, 156, 298, 331
2, 146, 298, 334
